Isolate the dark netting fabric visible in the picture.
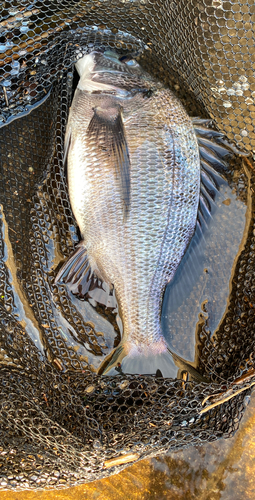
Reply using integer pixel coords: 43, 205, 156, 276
0, 0, 255, 490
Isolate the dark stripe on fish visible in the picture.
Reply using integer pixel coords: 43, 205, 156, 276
86, 104, 131, 217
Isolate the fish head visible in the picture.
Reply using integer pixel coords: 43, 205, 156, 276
75, 50, 154, 96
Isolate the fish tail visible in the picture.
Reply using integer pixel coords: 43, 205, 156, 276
167, 348, 210, 383
100, 343, 209, 382
99, 342, 187, 379
98, 344, 126, 376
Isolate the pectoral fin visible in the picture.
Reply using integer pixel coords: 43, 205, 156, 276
86, 105, 131, 217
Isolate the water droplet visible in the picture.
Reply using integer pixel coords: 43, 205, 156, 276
8, 9, 20, 15
10, 61, 20, 76
212, 0, 223, 8
239, 75, 247, 83
119, 380, 129, 390
85, 385, 95, 394
244, 395, 250, 407
93, 440, 102, 449
223, 101, 232, 108
2, 80, 11, 87
245, 97, 253, 105
20, 26, 29, 33
242, 83, 250, 90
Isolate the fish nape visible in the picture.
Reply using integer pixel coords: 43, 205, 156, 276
55, 49, 239, 381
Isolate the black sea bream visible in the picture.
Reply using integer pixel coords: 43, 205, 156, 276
55, 50, 233, 379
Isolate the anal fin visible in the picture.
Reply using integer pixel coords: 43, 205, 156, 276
55, 242, 90, 284
55, 242, 117, 308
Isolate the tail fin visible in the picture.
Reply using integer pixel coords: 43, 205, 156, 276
100, 343, 178, 378
100, 343, 209, 382
99, 343, 178, 378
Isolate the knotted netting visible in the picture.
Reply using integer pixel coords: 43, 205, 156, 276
0, 0, 255, 490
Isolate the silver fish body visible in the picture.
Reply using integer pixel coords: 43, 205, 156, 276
58, 51, 202, 378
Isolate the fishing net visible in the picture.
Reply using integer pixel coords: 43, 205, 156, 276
0, 0, 255, 490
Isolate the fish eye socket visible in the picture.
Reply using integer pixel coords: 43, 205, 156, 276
102, 51, 140, 69
119, 54, 130, 62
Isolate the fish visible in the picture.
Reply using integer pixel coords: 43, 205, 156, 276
55, 50, 234, 380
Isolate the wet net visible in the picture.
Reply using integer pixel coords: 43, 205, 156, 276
0, 0, 255, 490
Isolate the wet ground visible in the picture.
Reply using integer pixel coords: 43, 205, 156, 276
1, 390, 254, 500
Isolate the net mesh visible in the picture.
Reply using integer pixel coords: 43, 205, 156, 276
0, 0, 255, 490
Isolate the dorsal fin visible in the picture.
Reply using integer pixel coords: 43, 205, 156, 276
193, 119, 231, 224
193, 117, 249, 156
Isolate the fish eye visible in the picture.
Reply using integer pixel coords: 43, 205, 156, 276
119, 55, 139, 67
125, 59, 139, 67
